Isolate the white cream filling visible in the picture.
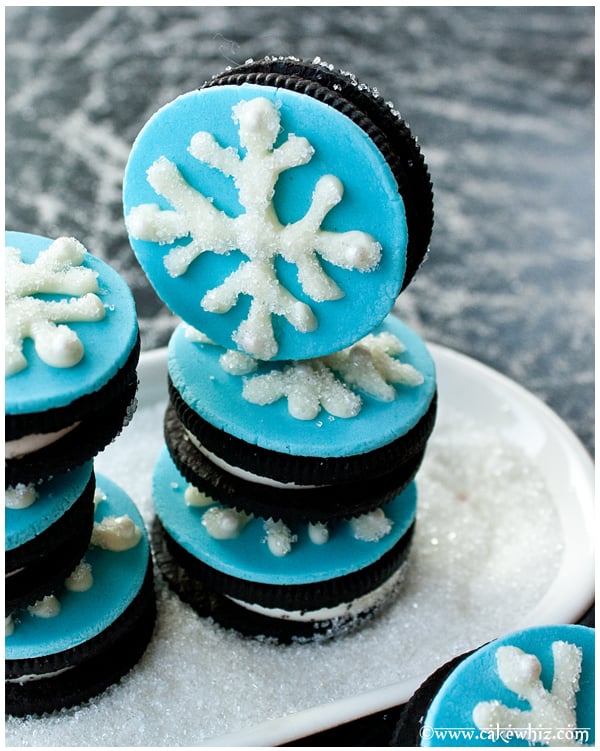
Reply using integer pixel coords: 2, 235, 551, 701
5, 566, 25, 579
227, 562, 407, 623
6, 665, 73, 684
185, 430, 322, 490
5, 421, 80, 459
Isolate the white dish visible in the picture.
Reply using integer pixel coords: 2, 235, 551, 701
6, 342, 594, 747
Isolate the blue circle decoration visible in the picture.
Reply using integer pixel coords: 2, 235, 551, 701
123, 84, 408, 361
5, 231, 139, 416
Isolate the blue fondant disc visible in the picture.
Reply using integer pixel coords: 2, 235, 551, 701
6, 474, 150, 660
153, 446, 417, 586
6, 462, 94, 551
5, 231, 139, 416
123, 84, 408, 360
168, 313, 436, 459
421, 624, 595, 747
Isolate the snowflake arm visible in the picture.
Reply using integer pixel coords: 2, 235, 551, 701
202, 260, 317, 361
550, 641, 583, 708
189, 132, 241, 177
472, 643, 583, 748
280, 175, 382, 302
5, 239, 106, 375
126, 156, 234, 277
324, 332, 424, 401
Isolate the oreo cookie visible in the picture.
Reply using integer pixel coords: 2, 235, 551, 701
204, 55, 434, 292
152, 447, 416, 643
392, 624, 595, 747
123, 58, 433, 361
5, 232, 140, 487
165, 313, 436, 522
5, 475, 156, 717
6, 462, 96, 614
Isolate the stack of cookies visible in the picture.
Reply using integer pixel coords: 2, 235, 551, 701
123, 56, 438, 643
5, 231, 156, 715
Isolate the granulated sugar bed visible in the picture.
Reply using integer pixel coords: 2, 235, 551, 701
6, 395, 565, 746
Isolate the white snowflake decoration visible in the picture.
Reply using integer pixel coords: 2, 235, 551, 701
5, 237, 105, 376
241, 331, 423, 420
472, 642, 583, 747
126, 96, 382, 360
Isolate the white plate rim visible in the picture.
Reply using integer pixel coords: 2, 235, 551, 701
133, 341, 594, 746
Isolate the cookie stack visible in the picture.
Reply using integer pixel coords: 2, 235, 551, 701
5, 231, 156, 715
123, 56, 438, 643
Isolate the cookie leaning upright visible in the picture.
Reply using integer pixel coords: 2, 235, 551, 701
5, 232, 140, 486
123, 55, 433, 362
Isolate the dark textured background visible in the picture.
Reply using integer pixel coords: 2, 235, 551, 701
5, 6, 594, 744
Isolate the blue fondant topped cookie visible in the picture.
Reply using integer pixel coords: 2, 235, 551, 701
5, 462, 96, 613
152, 447, 417, 642
5, 232, 138, 415
395, 624, 595, 747
5, 232, 140, 485
6, 473, 156, 717
123, 62, 432, 361
6, 473, 150, 659
153, 446, 417, 586
166, 313, 436, 494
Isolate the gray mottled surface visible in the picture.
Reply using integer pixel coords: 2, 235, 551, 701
5, 5, 593, 456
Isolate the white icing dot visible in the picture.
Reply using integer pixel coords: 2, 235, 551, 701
5, 483, 38, 509
94, 487, 108, 506
64, 561, 94, 592
264, 518, 295, 557
220, 349, 258, 375
349, 508, 393, 542
185, 485, 214, 507
202, 506, 251, 539
308, 521, 329, 545
91, 514, 142, 551
27, 595, 61, 619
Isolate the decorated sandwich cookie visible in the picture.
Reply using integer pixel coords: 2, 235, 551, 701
392, 624, 595, 747
5, 475, 156, 717
152, 448, 417, 643
5, 232, 140, 486
123, 56, 433, 361
165, 313, 436, 522
6, 462, 95, 613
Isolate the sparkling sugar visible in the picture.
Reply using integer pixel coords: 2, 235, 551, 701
5, 400, 564, 746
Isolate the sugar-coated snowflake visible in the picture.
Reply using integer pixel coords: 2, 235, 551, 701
5, 237, 105, 376
241, 331, 424, 420
472, 642, 583, 748
126, 96, 382, 360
